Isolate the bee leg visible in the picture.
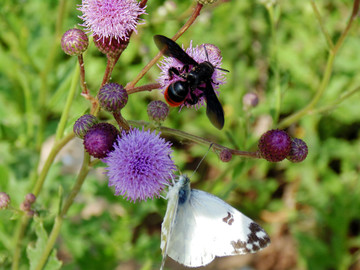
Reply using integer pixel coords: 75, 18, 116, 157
168, 67, 181, 79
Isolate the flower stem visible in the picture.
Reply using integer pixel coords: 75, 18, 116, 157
78, 54, 89, 95
128, 120, 261, 159
36, 0, 67, 150
126, 3, 203, 89
277, 0, 359, 129
113, 111, 130, 131
310, 0, 334, 50
34, 152, 90, 270
127, 82, 161, 94
11, 132, 74, 270
33, 132, 75, 196
55, 64, 79, 141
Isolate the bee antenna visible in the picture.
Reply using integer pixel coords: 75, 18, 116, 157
190, 143, 214, 179
203, 44, 230, 73
215, 66, 230, 73
203, 44, 210, 62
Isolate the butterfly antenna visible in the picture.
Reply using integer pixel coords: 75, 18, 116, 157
190, 143, 214, 179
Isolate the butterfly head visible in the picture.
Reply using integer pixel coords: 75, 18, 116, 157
176, 175, 191, 205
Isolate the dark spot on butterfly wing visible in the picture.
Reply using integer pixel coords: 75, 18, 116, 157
222, 211, 235, 225
230, 222, 270, 254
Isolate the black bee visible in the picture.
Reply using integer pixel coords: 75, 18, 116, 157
154, 35, 229, 130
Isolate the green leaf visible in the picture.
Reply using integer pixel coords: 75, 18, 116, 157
26, 218, 62, 270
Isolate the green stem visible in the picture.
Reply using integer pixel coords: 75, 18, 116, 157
55, 64, 79, 141
36, 0, 67, 149
267, 4, 281, 124
311, 85, 360, 115
11, 215, 30, 270
278, 51, 334, 129
310, 0, 334, 50
12, 132, 74, 270
278, 0, 359, 129
33, 132, 75, 196
34, 152, 90, 270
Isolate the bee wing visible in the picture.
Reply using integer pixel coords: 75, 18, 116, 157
204, 80, 225, 129
154, 35, 198, 66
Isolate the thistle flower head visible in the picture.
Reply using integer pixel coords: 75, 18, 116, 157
258, 129, 291, 162
105, 128, 176, 202
83, 123, 119, 159
78, 0, 146, 43
287, 138, 308, 163
157, 41, 227, 109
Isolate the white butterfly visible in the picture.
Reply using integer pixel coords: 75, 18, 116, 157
160, 175, 271, 269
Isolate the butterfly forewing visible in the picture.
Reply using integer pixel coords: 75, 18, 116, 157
165, 187, 270, 268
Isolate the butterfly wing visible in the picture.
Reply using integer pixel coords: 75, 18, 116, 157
160, 181, 181, 270
166, 189, 270, 267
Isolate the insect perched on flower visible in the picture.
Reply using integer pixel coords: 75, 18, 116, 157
155, 35, 229, 129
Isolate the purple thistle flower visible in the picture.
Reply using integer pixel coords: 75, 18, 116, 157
157, 41, 227, 109
78, 0, 146, 43
105, 128, 176, 202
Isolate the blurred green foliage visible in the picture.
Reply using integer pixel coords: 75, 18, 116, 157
1, 0, 360, 269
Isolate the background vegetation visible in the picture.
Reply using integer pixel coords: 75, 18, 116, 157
1, 0, 360, 269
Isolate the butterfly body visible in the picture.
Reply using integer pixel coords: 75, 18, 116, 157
160, 175, 270, 269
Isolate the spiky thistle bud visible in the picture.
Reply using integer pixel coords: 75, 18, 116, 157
74, 114, 99, 139
0, 192, 10, 210
219, 149, 232, 162
83, 123, 119, 159
61, 28, 89, 56
20, 201, 31, 212
258, 129, 291, 162
243, 92, 259, 109
147, 100, 169, 123
287, 138, 308, 163
98, 83, 128, 112
25, 193, 36, 204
